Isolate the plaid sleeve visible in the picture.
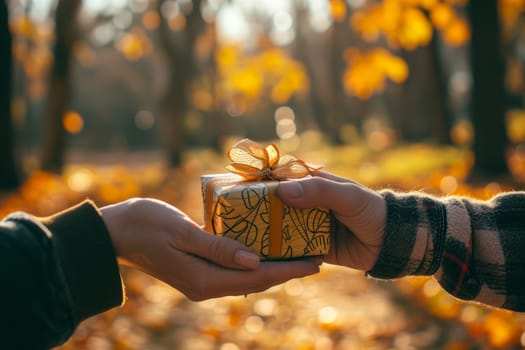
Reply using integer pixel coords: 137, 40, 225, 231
368, 190, 525, 311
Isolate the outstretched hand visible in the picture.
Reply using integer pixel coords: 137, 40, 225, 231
101, 198, 321, 301
277, 172, 387, 272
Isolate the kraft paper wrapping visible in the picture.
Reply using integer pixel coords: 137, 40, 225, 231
202, 174, 331, 260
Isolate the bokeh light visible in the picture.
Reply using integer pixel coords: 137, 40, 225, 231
440, 175, 458, 193
451, 119, 473, 145
283, 278, 303, 296
309, 0, 332, 32
169, 14, 186, 31
318, 306, 338, 325
253, 298, 277, 317
65, 167, 94, 192
62, 111, 84, 134
220, 342, 240, 350
91, 22, 115, 46
142, 10, 160, 30
112, 10, 133, 30
244, 315, 264, 333
129, 0, 148, 13
269, 10, 295, 46
275, 106, 297, 140
135, 110, 155, 130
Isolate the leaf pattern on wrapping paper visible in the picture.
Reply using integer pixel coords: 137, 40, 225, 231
304, 234, 330, 255
282, 245, 293, 259
217, 200, 237, 218
260, 227, 270, 257
281, 207, 331, 256
282, 226, 292, 242
307, 209, 330, 233
214, 185, 271, 250
241, 187, 265, 209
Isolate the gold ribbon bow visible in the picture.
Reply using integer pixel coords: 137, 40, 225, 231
225, 138, 322, 180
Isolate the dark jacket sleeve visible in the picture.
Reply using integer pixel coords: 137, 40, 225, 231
0, 200, 124, 350
368, 191, 525, 311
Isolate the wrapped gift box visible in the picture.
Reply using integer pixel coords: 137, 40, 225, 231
202, 173, 331, 260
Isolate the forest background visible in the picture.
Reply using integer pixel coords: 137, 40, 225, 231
2, 0, 525, 349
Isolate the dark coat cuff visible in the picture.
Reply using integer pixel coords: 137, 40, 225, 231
41, 200, 124, 322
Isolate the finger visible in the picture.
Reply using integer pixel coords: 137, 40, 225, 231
175, 225, 261, 270
277, 177, 366, 215
198, 258, 322, 299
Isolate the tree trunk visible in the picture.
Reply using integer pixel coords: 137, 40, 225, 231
326, 10, 352, 144
427, 31, 453, 144
0, 0, 19, 190
40, 0, 81, 173
393, 31, 452, 144
467, 0, 510, 178
158, 0, 205, 166
291, 4, 326, 133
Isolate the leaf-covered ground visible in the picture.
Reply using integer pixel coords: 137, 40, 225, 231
2, 140, 525, 350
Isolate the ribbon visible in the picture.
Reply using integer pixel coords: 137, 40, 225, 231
225, 138, 322, 181
267, 182, 283, 258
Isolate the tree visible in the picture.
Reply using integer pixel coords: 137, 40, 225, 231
40, 0, 82, 173
325, 0, 353, 143
0, 0, 20, 190
157, 0, 207, 166
347, 1, 469, 144
393, 29, 452, 144
467, 0, 510, 178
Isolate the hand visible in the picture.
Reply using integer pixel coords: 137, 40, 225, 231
100, 198, 321, 301
277, 172, 387, 272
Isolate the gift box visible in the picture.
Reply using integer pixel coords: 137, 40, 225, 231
201, 139, 331, 260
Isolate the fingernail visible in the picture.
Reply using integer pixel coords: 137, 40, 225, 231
234, 250, 260, 269
280, 181, 304, 198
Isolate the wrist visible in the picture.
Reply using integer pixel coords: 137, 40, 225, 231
100, 201, 131, 260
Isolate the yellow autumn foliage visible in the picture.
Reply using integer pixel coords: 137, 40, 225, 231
343, 48, 409, 99
216, 46, 309, 109
430, 3, 455, 29
396, 7, 433, 50
500, 0, 525, 31
10, 16, 35, 39
350, 5, 388, 42
350, 0, 470, 49
346, 0, 474, 99
442, 17, 470, 46
330, 0, 347, 23
215, 45, 239, 69
230, 68, 263, 99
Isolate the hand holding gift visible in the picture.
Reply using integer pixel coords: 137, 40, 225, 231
202, 139, 331, 260
277, 172, 386, 272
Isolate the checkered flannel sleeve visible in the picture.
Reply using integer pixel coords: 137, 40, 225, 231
367, 190, 525, 311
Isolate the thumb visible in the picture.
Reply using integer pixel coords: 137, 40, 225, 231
277, 177, 363, 216
179, 228, 261, 270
